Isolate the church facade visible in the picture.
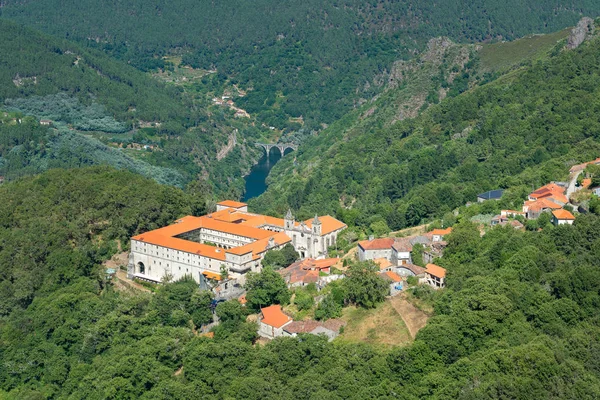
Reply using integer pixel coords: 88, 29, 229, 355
128, 201, 346, 285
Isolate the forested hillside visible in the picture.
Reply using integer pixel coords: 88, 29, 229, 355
0, 167, 205, 315
2, 1, 598, 129
0, 19, 270, 192
0, 114, 188, 185
0, 20, 197, 127
253, 20, 600, 233
1, 167, 600, 398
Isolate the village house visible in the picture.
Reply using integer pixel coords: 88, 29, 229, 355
396, 263, 426, 279
357, 238, 395, 261
501, 210, 526, 218
40, 119, 52, 126
430, 227, 452, 242
258, 305, 292, 339
425, 263, 446, 289
569, 157, 600, 174
528, 182, 568, 205
552, 209, 576, 225
423, 242, 447, 264
391, 238, 413, 265
129, 201, 345, 285
282, 319, 346, 341
523, 197, 562, 219
381, 270, 404, 296
477, 189, 504, 202
491, 214, 509, 226
278, 258, 339, 288
374, 258, 394, 272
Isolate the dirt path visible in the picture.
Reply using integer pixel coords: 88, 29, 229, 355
389, 294, 430, 339
390, 224, 428, 237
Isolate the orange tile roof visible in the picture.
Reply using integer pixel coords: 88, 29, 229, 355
217, 200, 247, 208
226, 232, 291, 257
200, 216, 274, 240
132, 232, 227, 261
425, 263, 446, 279
261, 305, 292, 328
552, 209, 575, 220
202, 271, 222, 281
531, 189, 568, 204
240, 214, 286, 229
358, 238, 395, 250
374, 258, 393, 270
533, 183, 565, 195
132, 204, 345, 263
304, 215, 347, 235
547, 193, 568, 204
383, 271, 403, 282
312, 258, 339, 269
430, 228, 453, 236
528, 198, 562, 212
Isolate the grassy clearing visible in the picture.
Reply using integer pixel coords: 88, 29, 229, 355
337, 300, 412, 348
479, 29, 570, 72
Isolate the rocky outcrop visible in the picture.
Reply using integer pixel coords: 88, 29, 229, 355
567, 17, 595, 50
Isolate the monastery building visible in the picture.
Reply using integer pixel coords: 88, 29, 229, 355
128, 200, 346, 284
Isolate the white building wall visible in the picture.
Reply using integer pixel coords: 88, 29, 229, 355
360, 248, 392, 261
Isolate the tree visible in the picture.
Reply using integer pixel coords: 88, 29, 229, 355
261, 244, 299, 269
220, 264, 229, 281
190, 290, 214, 328
314, 294, 342, 320
411, 243, 425, 266
294, 289, 314, 311
244, 267, 291, 310
215, 300, 245, 324
342, 262, 388, 308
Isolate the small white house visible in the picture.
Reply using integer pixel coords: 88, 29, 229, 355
425, 263, 446, 289
551, 209, 575, 226
258, 305, 292, 339
430, 228, 452, 242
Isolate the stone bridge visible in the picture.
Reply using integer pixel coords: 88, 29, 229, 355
255, 143, 298, 157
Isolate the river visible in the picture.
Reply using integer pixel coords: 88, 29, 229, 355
242, 151, 282, 201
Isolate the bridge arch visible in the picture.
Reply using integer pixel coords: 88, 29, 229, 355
255, 143, 298, 157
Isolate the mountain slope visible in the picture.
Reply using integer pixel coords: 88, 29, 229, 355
253, 20, 600, 231
0, 20, 269, 191
2, 1, 599, 129
0, 19, 197, 126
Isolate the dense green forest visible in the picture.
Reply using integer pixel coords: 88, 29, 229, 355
1, 167, 600, 398
2, 1, 599, 128
0, 19, 270, 193
253, 22, 600, 234
0, 20, 198, 127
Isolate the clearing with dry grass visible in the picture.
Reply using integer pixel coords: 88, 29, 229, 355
389, 294, 430, 339
338, 300, 413, 348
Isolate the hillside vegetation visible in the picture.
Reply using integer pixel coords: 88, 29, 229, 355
0, 20, 271, 192
253, 21, 600, 234
2, 1, 599, 129
0, 20, 197, 127
1, 167, 600, 398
